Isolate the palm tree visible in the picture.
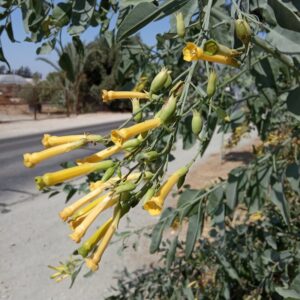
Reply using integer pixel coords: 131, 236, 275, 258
37, 43, 88, 115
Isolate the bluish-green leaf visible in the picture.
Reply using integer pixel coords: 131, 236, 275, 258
287, 86, 300, 116
185, 202, 202, 258
270, 181, 290, 226
117, 0, 190, 41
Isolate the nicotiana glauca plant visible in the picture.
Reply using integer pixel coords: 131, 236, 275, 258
4, 0, 298, 297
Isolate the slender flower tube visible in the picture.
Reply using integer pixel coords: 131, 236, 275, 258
42, 134, 103, 148
24, 140, 86, 168
69, 194, 107, 223
35, 160, 114, 190
144, 166, 188, 216
69, 193, 118, 243
59, 186, 105, 221
183, 42, 240, 67
111, 118, 162, 146
85, 206, 122, 271
76, 145, 121, 164
77, 217, 113, 258
102, 90, 149, 103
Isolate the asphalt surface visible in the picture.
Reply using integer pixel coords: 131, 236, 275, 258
0, 121, 123, 207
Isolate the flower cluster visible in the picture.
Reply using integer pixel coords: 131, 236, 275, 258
23, 30, 245, 279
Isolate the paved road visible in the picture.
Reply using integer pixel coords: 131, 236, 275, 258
0, 120, 235, 300
0, 119, 173, 300
0, 121, 123, 208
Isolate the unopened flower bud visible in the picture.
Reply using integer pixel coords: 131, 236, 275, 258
101, 166, 116, 182
156, 94, 177, 123
192, 110, 203, 135
150, 67, 169, 94
176, 12, 185, 38
114, 181, 136, 194
207, 69, 217, 98
235, 19, 252, 46
131, 98, 142, 123
122, 138, 142, 150
164, 72, 172, 89
137, 151, 159, 162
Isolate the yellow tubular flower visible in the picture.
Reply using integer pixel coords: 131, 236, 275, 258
24, 140, 86, 168
183, 42, 240, 67
69, 194, 118, 243
144, 167, 188, 216
42, 134, 102, 148
102, 90, 149, 103
59, 186, 104, 221
90, 171, 153, 191
111, 118, 162, 146
76, 145, 121, 165
77, 217, 113, 258
85, 206, 122, 272
69, 194, 107, 224
35, 160, 114, 190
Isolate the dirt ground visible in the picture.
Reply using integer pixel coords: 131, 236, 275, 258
186, 139, 260, 189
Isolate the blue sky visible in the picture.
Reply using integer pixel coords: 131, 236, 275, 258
1, 9, 170, 77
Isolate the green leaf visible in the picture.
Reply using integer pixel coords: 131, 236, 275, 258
185, 202, 202, 258
207, 185, 224, 215
117, 0, 190, 41
119, 0, 154, 9
225, 171, 240, 210
267, 25, 300, 53
286, 163, 300, 194
270, 181, 290, 227
287, 86, 300, 116
182, 287, 194, 300
216, 253, 240, 282
0, 43, 10, 69
150, 207, 176, 253
275, 287, 300, 299
36, 39, 56, 55
177, 189, 200, 222
59, 52, 75, 82
166, 235, 178, 269
292, 273, 300, 293
6, 16, 16, 42
269, 0, 300, 32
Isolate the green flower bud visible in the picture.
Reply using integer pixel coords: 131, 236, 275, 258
77, 218, 112, 258
101, 166, 115, 182
176, 12, 185, 38
235, 19, 252, 46
131, 98, 142, 123
164, 72, 172, 89
207, 69, 217, 98
122, 138, 142, 150
192, 110, 203, 135
156, 94, 177, 123
115, 181, 136, 194
150, 67, 169, 94
137, 151, 159, 162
